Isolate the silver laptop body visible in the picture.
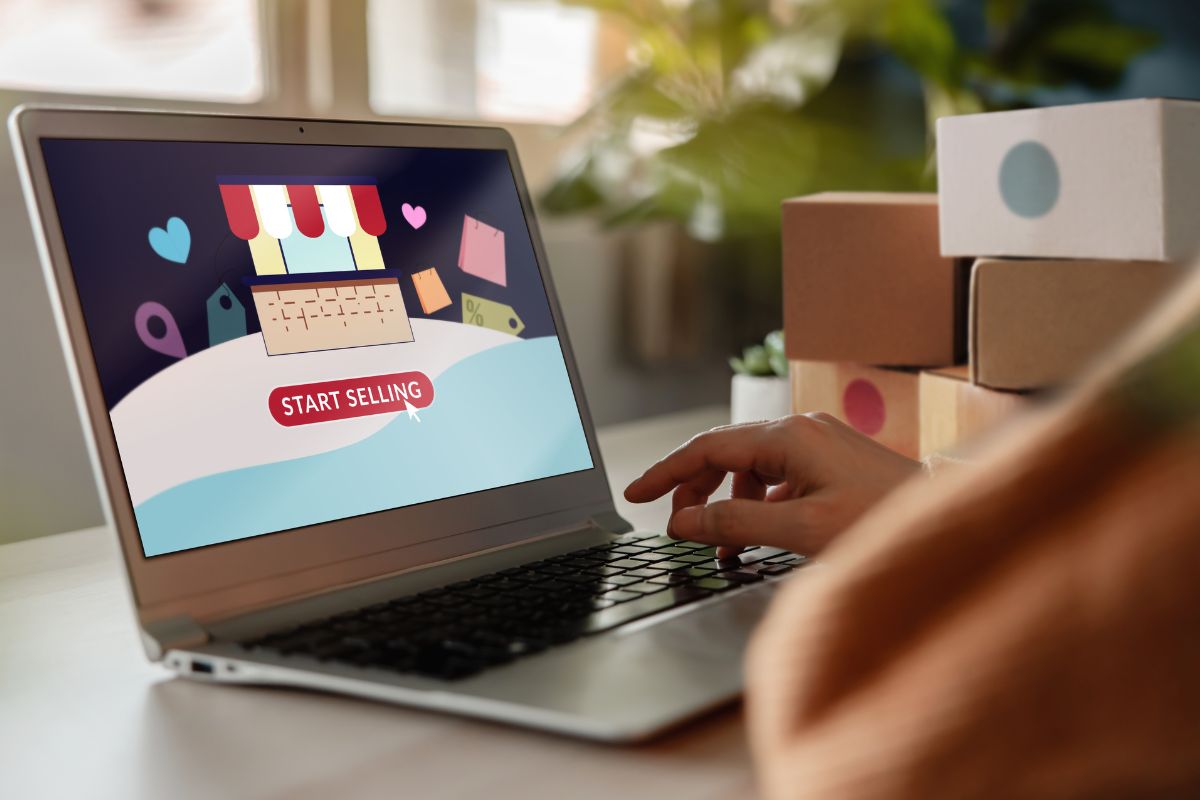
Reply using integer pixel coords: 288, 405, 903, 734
10, 105, 798, 742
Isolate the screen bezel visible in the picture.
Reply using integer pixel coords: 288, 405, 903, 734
11, 106, 618, 624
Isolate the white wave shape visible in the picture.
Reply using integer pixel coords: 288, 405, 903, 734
111, 319, 515, 507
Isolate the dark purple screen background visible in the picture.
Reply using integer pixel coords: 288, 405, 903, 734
40, 139, 559, 408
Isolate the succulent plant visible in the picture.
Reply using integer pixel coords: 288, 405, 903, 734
731, 329, 787, 377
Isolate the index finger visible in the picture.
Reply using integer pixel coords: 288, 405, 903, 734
624, 421, 789, 503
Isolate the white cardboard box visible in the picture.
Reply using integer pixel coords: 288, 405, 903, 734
937, 98, 1200, 261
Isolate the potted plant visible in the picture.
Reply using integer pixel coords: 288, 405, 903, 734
730, 330, 790, 423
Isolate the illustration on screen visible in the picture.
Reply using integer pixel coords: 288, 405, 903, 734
217, 178, 414, 356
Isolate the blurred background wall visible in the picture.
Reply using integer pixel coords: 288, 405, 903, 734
1, 0, 1197, 543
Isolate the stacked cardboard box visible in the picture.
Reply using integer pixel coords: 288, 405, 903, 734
782, 99, 1192, 459
939, 99, 1192, 393
782, 193, 961, 458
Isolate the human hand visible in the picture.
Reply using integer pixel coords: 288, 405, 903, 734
624, 414, 922, 558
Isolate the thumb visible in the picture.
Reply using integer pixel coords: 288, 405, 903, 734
669, 498, 822, 553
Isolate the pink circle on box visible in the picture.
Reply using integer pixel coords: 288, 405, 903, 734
842, 379, 885, 435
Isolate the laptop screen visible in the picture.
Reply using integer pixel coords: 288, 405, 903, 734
40, 138, 595, 558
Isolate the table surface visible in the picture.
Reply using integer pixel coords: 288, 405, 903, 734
1, 406, 757, 800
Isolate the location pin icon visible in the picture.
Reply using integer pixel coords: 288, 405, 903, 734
134, 301, 187, 359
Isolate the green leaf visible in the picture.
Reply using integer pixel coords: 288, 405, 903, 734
880, 0, 961, 87
728, 18, 844, 109
764, 329, 785, 358
654, 102, 923, 238
741, 344, 771, 375
768, 350, 789, 378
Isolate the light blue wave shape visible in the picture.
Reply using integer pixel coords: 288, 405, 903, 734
134, 336, 594, 556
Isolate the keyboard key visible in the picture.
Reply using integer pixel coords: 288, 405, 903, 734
427, 594, 472, 607
676, 553, 715, 565
560, 573, 602, 585
693, 577, 737, 592
563, 555, 607, 567
648, 572, 690, 586
599, 550, 642, 563
734, 547, 791, 566
622, 581, 670, 595
758, 564, 793, 576
624, 567, 666, 579
533, 564, 574, 576
598, 589, 642, 604
717, 569, 764, 585
581, 563, 631, 577
628, 552, 675, 563
635, 536, 677, 548
606, 559, 646, 570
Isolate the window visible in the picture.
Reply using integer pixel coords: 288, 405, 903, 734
279, 208, 358, 274
0, 0, 263, 102
367, 0, 598, 123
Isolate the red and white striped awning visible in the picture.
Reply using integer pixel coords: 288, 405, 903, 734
218, 180, 387, 241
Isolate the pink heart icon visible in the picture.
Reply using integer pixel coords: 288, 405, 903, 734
402, 203, 427, 229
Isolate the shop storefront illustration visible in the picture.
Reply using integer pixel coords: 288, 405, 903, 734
218, 177, 414, 356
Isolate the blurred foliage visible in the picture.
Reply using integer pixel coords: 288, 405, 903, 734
731, 329, 787, 375
543, 0, 1159, 242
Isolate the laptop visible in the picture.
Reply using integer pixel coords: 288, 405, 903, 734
9, 105, 806, 742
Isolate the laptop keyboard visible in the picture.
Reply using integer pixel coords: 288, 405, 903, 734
238, 532, 808, 681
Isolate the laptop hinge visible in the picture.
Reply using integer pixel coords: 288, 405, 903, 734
589, 510, 634, 535
142, 614, 210, 660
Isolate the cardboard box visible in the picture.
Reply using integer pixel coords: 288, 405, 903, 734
970, 258, 1183, 390
790, 360, 920, 458
938, 99, 1200, 261
782, 193, 966, 367
919, 366, 1033, 458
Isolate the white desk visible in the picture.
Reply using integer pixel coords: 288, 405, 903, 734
1, 406, 758, 800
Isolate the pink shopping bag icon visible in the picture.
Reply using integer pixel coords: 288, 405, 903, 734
458, 214, 506, 287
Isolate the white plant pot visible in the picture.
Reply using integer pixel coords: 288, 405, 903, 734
730, 373, 791, 425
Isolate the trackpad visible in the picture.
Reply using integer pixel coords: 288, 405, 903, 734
456, 585, 779, 736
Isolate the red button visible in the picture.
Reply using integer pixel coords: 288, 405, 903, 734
269, 371, 433, 427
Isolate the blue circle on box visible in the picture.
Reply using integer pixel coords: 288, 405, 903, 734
999, 140, 1060, 218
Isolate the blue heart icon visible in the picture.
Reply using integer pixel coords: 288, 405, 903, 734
148, 217, 191, 264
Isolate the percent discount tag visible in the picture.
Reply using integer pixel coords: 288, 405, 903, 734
462, 293, 525, 336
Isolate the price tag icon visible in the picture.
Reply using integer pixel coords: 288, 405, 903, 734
462, 293, 524, 336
